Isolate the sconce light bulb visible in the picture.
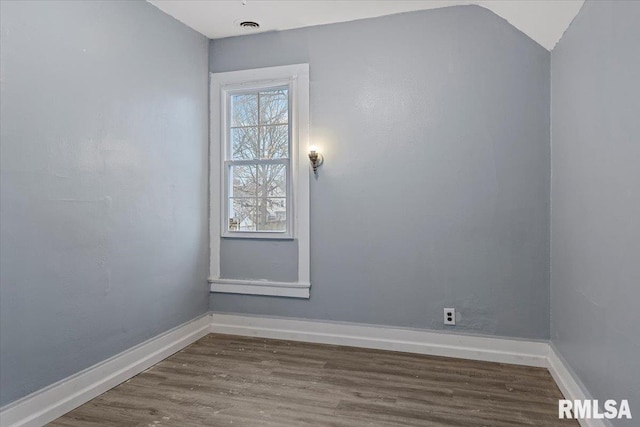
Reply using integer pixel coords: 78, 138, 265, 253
308, 146, 323, 176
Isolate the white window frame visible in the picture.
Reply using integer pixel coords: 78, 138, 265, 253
208, 64, 310, 298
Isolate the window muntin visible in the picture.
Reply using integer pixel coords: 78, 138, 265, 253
224, 86, 292, 236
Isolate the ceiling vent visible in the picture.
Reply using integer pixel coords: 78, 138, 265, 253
238, 20, 260, 29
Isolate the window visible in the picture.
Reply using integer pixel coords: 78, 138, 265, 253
226, 86, 291, 236
209, 64, 310, 298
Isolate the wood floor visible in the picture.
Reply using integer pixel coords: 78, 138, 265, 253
50, 334, 576, 427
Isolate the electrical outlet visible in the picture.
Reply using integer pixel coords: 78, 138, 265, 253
444, 308, 456, 325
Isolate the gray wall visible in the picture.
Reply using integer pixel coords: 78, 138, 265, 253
0, 0, 209, 406
210, 5, 551, 340
551, 1, 640, 424
221, 239, 298, 282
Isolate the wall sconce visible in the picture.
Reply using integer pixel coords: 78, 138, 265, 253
308, 146, 324, 176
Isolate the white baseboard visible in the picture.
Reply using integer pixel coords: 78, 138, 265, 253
0, 314, 211, 427
209, 313, 549, 367
546, 344, 610, 427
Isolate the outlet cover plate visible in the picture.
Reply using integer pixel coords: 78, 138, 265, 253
444, 308, 456, 325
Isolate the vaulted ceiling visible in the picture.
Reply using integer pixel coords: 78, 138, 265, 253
148, 0, 584, 51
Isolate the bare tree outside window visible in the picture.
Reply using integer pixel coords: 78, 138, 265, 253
227, 88, 289, 232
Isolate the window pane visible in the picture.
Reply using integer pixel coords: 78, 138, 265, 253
261, 124, 288, 159
231, 93, 258, 127
230, 164, 257, 199
257, 198, 287, 231
259, 89, 288, 125
231, 126, 259, 160
229, 198, 256, 231
258, 164, 287, 198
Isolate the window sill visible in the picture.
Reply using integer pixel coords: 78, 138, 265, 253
221, 232, 294, 240
208, 278, 310, 299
